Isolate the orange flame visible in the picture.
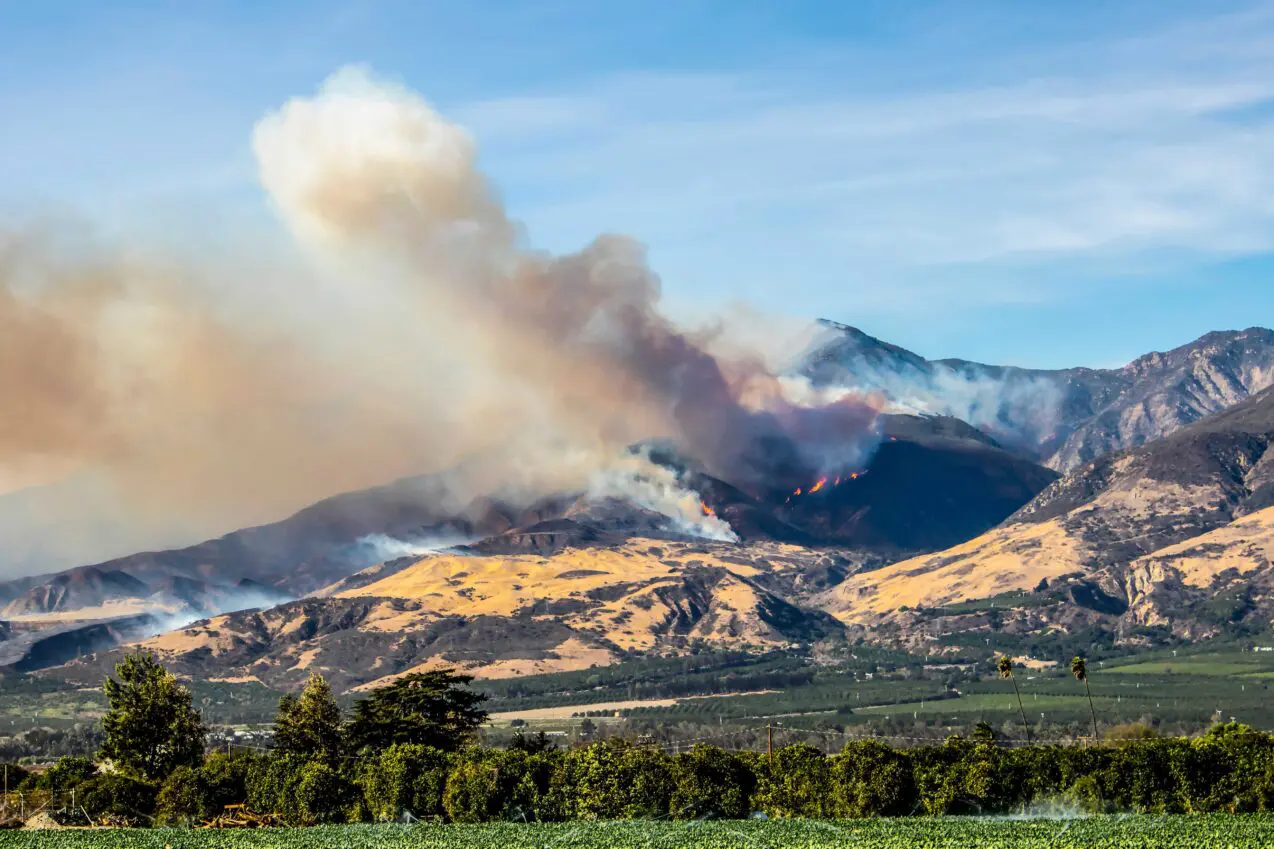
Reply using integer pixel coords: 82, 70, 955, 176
793, 487, 802, 496
700, 500, 716, 517
808, 477, 827, 494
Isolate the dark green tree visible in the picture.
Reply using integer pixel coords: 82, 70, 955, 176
554, 738, 674, 820
155, 765, 208, 825
832, 739, 915, 817
99, 652, 205, 782
510, 730, 557, 754
273, 672, 344, 764
670, 744, 756, 819
355, 743, 450, 822
345, 670, 488, 753
753, 744, 835, 818
34, 755, 96, 791
77, 773, 158, 826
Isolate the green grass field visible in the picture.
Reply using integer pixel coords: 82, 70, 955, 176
855, 693, 1093, 716
1104, 659, 1266, 676
1, 817, 1273, 848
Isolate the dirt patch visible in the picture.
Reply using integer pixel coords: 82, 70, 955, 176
23, 812, 64, 830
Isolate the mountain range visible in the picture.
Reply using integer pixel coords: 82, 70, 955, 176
803, 321, 1274, 471
7, 324, 1274, 690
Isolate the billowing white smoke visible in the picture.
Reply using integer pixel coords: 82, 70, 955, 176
587, 449, 738, 543
141, 583, 296, 636
781, 368, 1062, 446
351, 532, 472, 562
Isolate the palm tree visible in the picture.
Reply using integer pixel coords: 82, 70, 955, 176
1072, 656, 1099, 741
998, 655, 1032, 744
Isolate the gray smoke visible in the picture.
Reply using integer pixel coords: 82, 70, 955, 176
785, 323, 1063, 448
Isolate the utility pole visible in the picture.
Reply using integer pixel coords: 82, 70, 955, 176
767, 723, 773, 768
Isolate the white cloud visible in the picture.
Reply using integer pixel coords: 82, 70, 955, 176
452, 5, 1274, 314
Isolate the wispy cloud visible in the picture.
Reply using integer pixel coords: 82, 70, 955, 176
453, 4, 1274, 314
5, 1, 1274, 338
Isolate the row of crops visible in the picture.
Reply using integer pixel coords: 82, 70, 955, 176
2, 816, 1273, 848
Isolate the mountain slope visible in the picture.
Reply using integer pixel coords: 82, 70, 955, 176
817, 387, 1274, 641
60, 539, 852, 692
0, 474, 561, 617
800, 322, 1274, 471
1, 412, 1055, 628
771, 414, 1056, 552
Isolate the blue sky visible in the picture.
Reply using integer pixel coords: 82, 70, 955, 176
4, 0, 1274, 368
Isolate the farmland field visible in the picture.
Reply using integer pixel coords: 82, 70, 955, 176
854, 692, 1092, 716
2, 816, 1274, 848
1103, 658, 1267, 676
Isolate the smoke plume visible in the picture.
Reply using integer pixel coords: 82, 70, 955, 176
0, 66, 881, 573
787, 322, 1063, 449
586, 448, 738, 542
351, 532, 474, 563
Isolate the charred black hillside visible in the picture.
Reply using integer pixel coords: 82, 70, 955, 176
772, 414, 1058, 553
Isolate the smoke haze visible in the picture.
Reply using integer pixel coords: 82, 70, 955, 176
0, 66, 882, 576
788, 322, 1064, 449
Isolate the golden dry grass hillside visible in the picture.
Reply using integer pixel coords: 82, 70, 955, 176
815, 470, 1249, 630
1130, 505, 1274, 588
125, 538, 852, 692
815, 518, 1089, 624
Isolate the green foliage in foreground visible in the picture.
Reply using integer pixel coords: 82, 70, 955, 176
19, 726, 1274, 827
3, 816, 1274, 848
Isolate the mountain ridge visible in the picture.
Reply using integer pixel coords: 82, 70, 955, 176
801, 322, 1274, 472
815, 385, 1274, 645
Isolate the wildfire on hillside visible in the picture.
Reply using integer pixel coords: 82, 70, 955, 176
700, 500, 717, 517
785, 470, 867, 503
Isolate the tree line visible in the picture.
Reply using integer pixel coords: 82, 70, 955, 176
5, 652, 1274, 825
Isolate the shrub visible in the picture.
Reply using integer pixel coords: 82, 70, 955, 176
357, 744, 450, 822
199, 750, 257, 815
554, 739, 674, 820
1066, 774, 1107, 814
155, 765, 207, 825
246, 752, 310, 825
832, 740, 914, 818
444, 748, 559, 823
670, 744, 755, 819
78, 774, 157, 825
753, 745, 834, 818
35, 755, 97, 791
295, 760, 358, 825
